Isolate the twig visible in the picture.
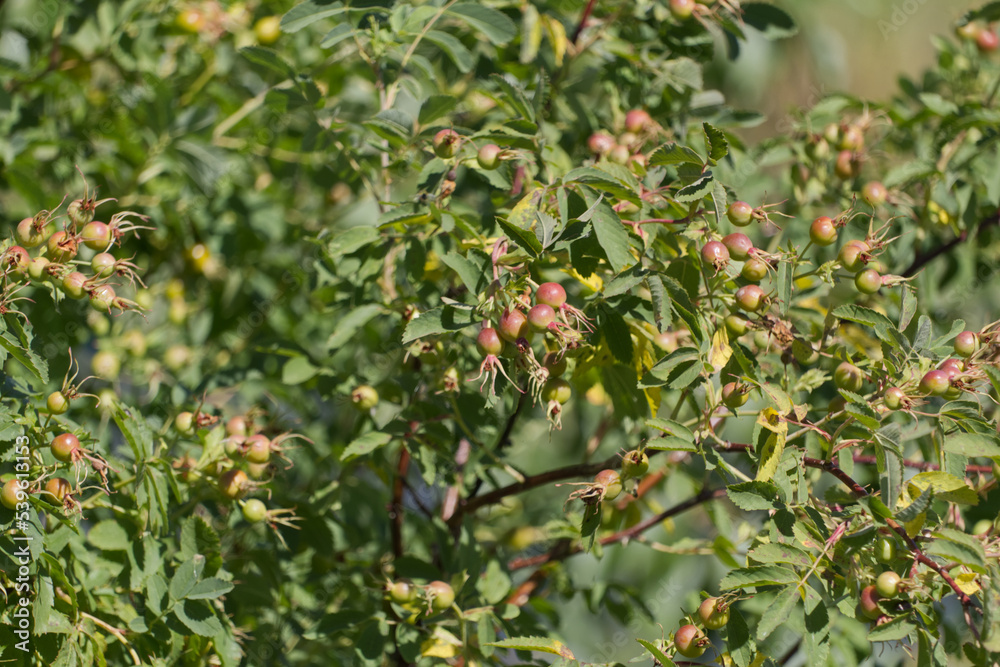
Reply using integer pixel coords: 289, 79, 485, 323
802, 455, 981, 639
903, 212, 1000, 277
508, 487, 726, 571
80, 611, 141, 665
390, 448, 410, 559
570, 0, 598, 44
717, 442, 993, 474
450, 454, 620, 527
465, 391, 529, 501
851, 455, 992, 475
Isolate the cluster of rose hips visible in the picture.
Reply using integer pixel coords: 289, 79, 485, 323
2, 180, 150, 317
384, 578, 456, 617
431, 128, 523, 174
0, 431, 116, 516
956, 20, 1000, 53
670, 596, 732, 659
882, 328, 992, 408
174, 410, 303, 529
176, 1, 281, 45
703, 194, 990, 414
789, 119, 875, 194
713, 199, 904, 336
585, 108, 656, 172
474, 281, 592, 427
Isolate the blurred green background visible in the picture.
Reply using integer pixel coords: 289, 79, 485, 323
723, 0, 979, 138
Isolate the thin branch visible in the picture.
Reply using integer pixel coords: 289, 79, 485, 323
508, 487, 726, 571
450, 454, 619, 527
851, 455, 992, 475
465, 390, 529, 501
570, 0, 598, 44
903, 212, 1000, 277
389, 448, 410, 559
802, 455, 981, 639
717, 442, 993, 474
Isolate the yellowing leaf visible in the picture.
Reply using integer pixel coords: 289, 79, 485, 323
955, 572, 980, 595
508, 187, 543, 231
756, 407, 787, 435
633, 334, 661, 414
759, 384, 792, 415
542, 15, 567, 66
903, 512, 926, 537
562, 267, 603, 294
710, 328, 732, 372
907, 471, 979, 506
421, 627, 462, 658
756, 430, 786, 483
519, 5, 542, 64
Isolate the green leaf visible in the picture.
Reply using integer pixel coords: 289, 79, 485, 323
602, 264, 649, 298
240, 47, 295, 78
675, 174, 714, 203
424, 30, 475, 73
899, 285, 917, 331
563, 167, 640, 205
831, 304, 896, 330
928, 528, 987, 573
327, 226, 380, 257
895, 485, 932, 522
703, 123, 729, 164
485, 636, 575, 659
720, 565, 799, 590
327, 304, 383, 350
726, 608, 756, 667
282, 355, 319, 385
112, 404, 154, 461
867, 615, 916, 642
281, 1, 346, 33
173, 600, 224, 637
489, 74, 534, 122
648, 143, 703, 167
186, 578, 235, 601
746, 543, 813, 568
341, 432, 393, 461
319, 23, 353, 48
578, 188, 633, 272
636, 639, 676, 667
599, 304, 633, 365
169, 555, 206, 601
646, 436, 697, 452
446, 4, 518, 45
645, 418, 694, 443
364, 109, 412, 142
647, 275, 673, 332
87, 521, 130, 551
0, 329, 48, 383
401, 305, 478, 343
908, 471, 978, 505
943, 432, 1000, 460
742, 3, 798, 40
727, 481, 784, 511
418, 95, 459, 125
440, 251, 487, 295
640, 347, 701, 389
982, 364, 1000, 401
757, 586, 799, 641
497, 215, 543, 256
